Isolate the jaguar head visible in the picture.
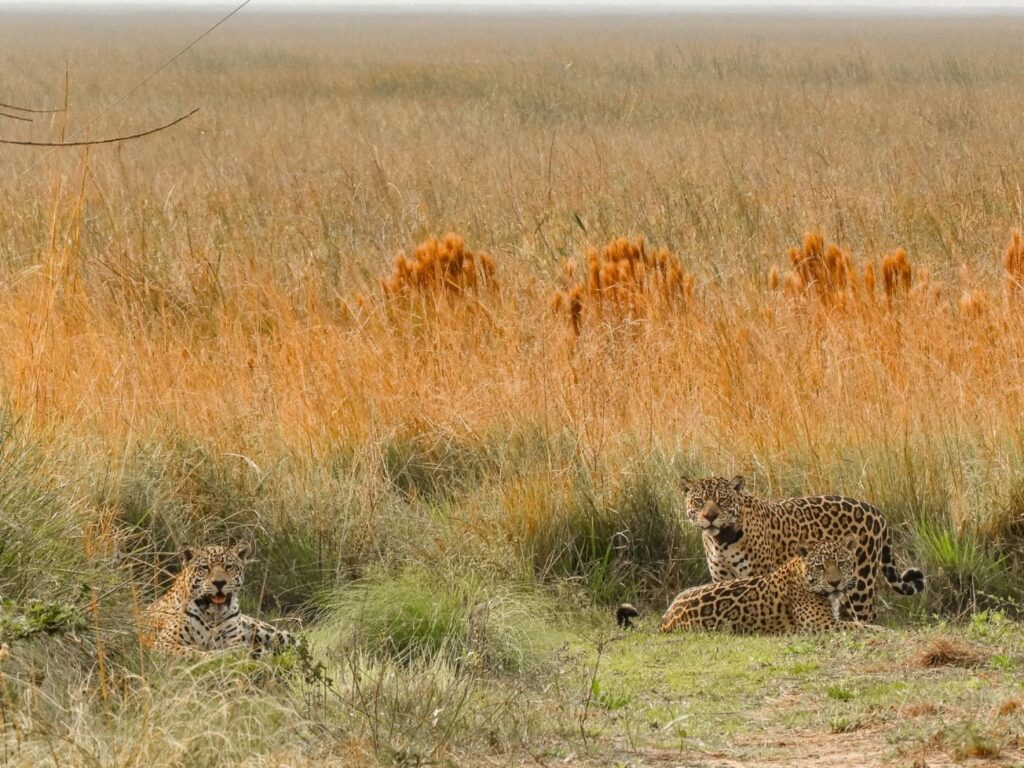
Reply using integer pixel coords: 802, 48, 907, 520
798, 536, 858, 602
180, 542, 250, 610
679, 475, 747, 542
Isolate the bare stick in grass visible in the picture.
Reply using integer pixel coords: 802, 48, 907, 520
0, 107, 198, 147
0, 101, 64, 114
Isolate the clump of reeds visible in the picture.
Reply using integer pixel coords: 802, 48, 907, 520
774, 231, 880, 309
773, 233, 931, 308
958, 264, 990, 318
881, 247, 913, 299
382, 233, 497, 299
552, 237, 694, 333
778, 232, 857, 305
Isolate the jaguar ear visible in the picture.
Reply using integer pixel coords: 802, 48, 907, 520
844, 534, 859, 552
180, 546, 195, 565
679, 476, 693, 495
730, 475, 745, 492
795, 543, 810, 558
234, 542, 252, 561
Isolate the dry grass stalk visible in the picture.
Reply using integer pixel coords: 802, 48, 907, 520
1005, 229, 1024, 297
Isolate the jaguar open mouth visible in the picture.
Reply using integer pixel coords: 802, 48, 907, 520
199, 593, 230, 608
712, 526, 743, 546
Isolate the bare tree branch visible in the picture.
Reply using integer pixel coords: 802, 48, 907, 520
0, 111, 33, 123
0, 108, 198, 147
0, 101, 63, 114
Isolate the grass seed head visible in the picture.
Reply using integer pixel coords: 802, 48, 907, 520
882, 247, 912, 299
863, 260, 876, 295
554, 237, 693, 331
382, 234, 497, 301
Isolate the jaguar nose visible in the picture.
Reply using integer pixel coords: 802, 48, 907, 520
829, 579, 841, 588
704, 509, 718, 524
212, 579, 227, 591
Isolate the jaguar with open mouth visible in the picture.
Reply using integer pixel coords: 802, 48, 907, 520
142, 543, 300, 655
198, 592, 233, 609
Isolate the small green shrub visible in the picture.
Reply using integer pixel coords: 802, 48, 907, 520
913, 518, 1016, 617
826, 684, 855, 702
251, 523, 342, 615
315, 566, 551, 672
946, 720, 1004, 760
0, 415, 104, 606
0, 597, 87, 641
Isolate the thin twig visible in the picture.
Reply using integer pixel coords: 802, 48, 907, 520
0, 108, 198, 147
3, 0, 249, 191
0, 101, 62, 114
579, 636, 608, 751
0, 111, 32, 123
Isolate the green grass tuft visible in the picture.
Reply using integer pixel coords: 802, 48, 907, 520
913, 517, 1016, 617
314, 566, 554, 672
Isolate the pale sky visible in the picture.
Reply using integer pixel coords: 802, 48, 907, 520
3, 0, 1024, 8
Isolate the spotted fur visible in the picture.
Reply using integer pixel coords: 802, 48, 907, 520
681, 476, 925, 622
142, 543, 299, 656
658, 537, 862, 634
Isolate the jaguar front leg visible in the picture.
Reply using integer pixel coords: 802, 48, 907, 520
239, 616, 300, 657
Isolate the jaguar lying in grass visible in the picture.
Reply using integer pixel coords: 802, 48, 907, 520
141, 543, 299, 656
617, 537, 871, 634
680, 475, 924, 622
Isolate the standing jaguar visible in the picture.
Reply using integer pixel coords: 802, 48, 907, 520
680, 475, 924, 622
141, 543, 299, 656
654, 536, 865, 634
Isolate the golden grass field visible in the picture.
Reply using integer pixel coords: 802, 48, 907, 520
1, 7, 1024, 766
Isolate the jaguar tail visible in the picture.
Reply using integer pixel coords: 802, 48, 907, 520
881, 542, 925, 595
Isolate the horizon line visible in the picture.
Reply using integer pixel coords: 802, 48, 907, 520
2, 1, 1024, 14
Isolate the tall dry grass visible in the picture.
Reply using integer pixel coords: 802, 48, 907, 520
0, 8, 1022, 601
2, 9, 1024, 764
0, 12, 1022, 460
5, 207, 1024, 520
